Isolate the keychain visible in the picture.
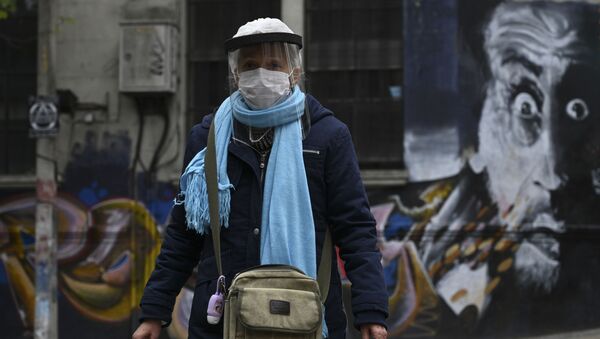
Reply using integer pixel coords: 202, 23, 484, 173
207, 275, 226, 324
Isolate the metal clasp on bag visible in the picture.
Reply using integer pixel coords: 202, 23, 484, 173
206, 275, 226, 324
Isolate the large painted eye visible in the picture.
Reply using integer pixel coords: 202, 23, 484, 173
513, 92, 540, 119
510, 91, 542, 146
565, 98, 589, 121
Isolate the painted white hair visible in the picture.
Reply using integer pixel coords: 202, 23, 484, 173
484, 2, 581, 66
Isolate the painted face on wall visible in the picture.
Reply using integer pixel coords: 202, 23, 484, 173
476, 2, 600, 292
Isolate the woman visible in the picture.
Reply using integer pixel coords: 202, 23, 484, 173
133, 18, 388, 339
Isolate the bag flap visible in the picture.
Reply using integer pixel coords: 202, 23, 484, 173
238, 287, 322, 333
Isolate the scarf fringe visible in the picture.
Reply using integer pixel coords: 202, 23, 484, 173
183, 171, 231, 235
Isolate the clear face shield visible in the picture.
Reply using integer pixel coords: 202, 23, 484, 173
225, 37, 310, 140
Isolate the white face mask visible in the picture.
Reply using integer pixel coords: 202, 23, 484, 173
238, 68, 292, 109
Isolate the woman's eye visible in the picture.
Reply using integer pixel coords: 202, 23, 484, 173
565, 98, 589, 121
512, 92, 540, 119
241, 62, 258, 70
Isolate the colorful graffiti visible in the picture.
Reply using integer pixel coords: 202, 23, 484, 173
0, 129, 184, 338
0, 195, 162, 331
388, 0, 600, 337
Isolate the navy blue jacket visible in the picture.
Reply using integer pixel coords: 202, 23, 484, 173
139, 95, 388, 338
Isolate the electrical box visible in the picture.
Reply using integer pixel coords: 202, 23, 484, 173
119, 24, 177, 94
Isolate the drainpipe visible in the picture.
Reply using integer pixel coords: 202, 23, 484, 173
35, 0, 58, 338
281, 0, 304, 36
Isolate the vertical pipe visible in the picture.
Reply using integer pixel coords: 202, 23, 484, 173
35, 0, 57, 338
281, 0, 304, 36
281, 0, 305, 62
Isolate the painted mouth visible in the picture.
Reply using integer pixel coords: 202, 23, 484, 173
523, 227, 560, 260
520, 213, 565, 261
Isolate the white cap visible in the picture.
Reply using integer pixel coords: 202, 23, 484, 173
233, 18, 294, 38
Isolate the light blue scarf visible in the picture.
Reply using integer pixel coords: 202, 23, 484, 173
177, 87, 326, 336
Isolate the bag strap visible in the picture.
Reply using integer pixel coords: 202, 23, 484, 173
206, 120, 223, 277
205, 120, 332, 302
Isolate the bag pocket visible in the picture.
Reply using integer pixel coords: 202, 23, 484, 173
238, 287, 322, 334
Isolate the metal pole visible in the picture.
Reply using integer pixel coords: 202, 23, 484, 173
35, 0, 58, 338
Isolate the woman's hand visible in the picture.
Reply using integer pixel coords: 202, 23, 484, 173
132, 319, 162, 339
360, 323, 388, 339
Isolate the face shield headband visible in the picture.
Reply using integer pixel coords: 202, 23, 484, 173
224, 32, 302, 52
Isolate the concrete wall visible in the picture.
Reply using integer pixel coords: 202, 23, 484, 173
53, 0, 185, 184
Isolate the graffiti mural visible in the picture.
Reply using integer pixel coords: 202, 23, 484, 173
0, 195, 163, 337
0, 130, 186, 338
385, 0, 600, 337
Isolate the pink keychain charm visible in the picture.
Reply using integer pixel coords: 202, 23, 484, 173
207, 275, 226, 324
